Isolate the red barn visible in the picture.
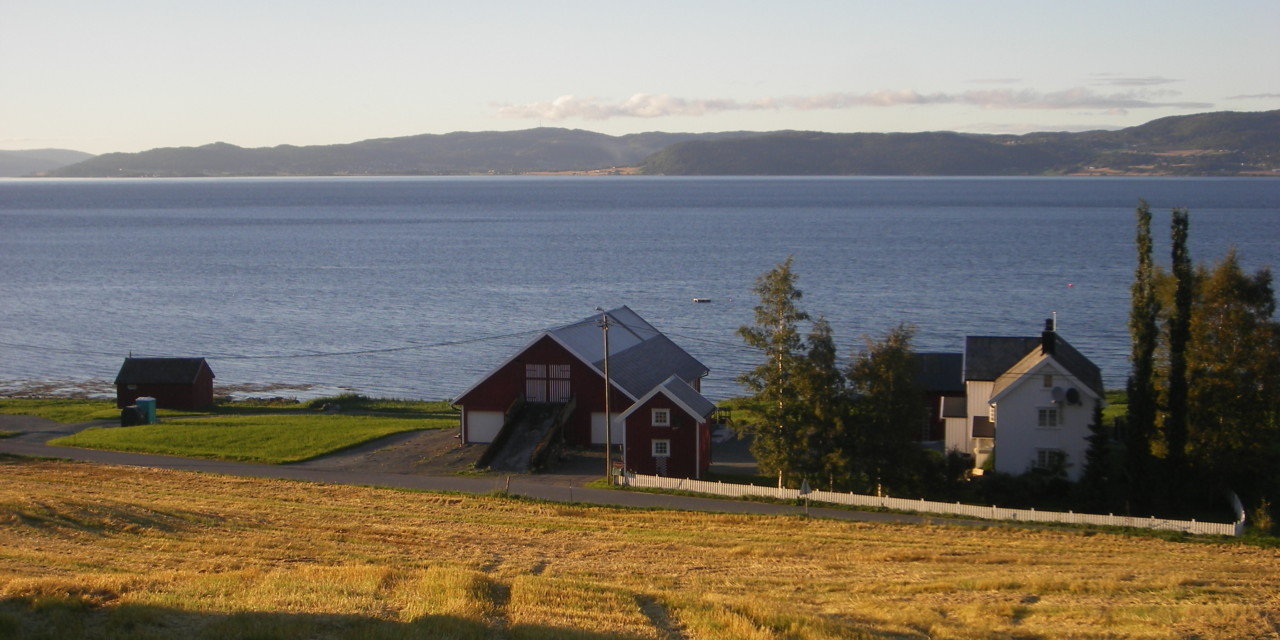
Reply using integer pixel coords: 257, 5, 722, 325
453, 306, 715, 477
114, 357, 215, 410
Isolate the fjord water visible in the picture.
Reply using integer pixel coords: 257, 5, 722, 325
2, 176, 1277, 401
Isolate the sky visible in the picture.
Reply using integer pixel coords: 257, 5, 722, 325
4, 1, 1278, 155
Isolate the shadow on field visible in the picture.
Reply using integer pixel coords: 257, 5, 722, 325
0, 596, 655, 640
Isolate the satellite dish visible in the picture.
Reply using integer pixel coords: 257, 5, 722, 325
1051, 386, 1066, 403
1065, 388, 1081, 405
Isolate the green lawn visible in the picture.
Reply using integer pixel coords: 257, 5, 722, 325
0, 398, 119, 423
49, 413, 452, 464
2, 396, 459, 464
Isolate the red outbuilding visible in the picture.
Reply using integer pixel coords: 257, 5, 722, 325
618, 375, 715, 478
114, 357, 215, 410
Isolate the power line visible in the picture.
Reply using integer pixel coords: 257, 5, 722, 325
0, 327, 548, 362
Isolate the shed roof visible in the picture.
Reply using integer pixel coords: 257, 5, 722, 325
618, 375, 717, 423
114, 357, 214, 385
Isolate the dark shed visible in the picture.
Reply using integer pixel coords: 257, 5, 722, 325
114, 357, 215, 410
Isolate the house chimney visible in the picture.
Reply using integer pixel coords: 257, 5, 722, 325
1042, 318, 1056, 355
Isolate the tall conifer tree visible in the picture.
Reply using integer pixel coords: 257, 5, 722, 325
1125, 200, 1159, 505
737, 256, 812, 487
1164, 208, 1192, 476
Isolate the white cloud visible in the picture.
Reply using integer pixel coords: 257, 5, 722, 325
495, 88, 1214, 121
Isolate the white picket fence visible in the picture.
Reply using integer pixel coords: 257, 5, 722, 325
618, 473, 1247, 537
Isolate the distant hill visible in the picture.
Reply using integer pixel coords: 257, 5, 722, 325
38, 110, 1280, 178
640, 111, 1280, 176
0, 149, 95, 177
43, 129, 745, 178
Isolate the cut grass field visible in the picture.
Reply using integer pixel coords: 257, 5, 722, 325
48, 414, 446, 464
3, 458, 1278, 640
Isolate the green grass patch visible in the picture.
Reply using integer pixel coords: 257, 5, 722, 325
1103, 388, 1128, 426
48, 414, 452, 464
0, 398, 119, 423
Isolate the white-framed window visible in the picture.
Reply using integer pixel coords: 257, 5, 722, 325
652, 439, 671, 457
1043, 373, 1054, 387
1035, 449, 1066, 470
652, 408, 671, 427
1037, 407, 1059, 427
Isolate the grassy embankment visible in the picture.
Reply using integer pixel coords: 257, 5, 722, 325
0, 396, 456, 464
3, 458, 1278, 639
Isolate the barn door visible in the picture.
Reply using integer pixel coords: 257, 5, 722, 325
547, 364, 571, 402
526, 364, 571, 403
525, 364, 547, 402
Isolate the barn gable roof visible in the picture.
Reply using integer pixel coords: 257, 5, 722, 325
453, 306, 709, 404
114, 357, 214, 385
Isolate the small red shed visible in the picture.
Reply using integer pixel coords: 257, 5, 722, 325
619, 375, 716, 479
114, 357, 215, 410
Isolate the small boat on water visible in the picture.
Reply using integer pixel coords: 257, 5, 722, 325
692, 297, 712, 303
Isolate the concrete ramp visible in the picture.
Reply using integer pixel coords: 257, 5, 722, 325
485, 403, 564, 473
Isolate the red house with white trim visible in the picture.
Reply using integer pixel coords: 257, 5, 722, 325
452, 306, 715, 477
618, 375, 715, 478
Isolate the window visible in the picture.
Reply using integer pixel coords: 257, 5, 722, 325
652, 408, 671, 427
1037, 407, 1059, 427
652, 439, 671, 457
1035, 449, 1066, 470
1043, 373, 1054, 387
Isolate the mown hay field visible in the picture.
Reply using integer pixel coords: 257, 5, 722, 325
2, 458, 1278, 639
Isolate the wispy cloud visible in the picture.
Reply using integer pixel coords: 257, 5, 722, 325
1090, 75, 1181, 87
495, 88, 1214, 121
1227, 93, 1280, 100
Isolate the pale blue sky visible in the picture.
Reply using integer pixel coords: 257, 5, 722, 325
4, 0, 1277, 154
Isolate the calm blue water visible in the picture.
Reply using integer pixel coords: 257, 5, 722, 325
2, 176, 1277, 401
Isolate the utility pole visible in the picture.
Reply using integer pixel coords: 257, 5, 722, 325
598, 308, 613, 483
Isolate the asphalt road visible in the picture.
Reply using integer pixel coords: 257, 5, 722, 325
0, 415, 952, 526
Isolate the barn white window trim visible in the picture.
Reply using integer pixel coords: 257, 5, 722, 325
652, 439, 671, 457
652, 408, 671, 427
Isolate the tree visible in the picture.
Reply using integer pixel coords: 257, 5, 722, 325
1184, 250, 1280, 522
1163, 208, 1193, 475
1125, 200, 1160, 506
736, 256, 814, 486
1078, 401, 1116, 508
793, 316, 851, 489
844, 324, 927, 495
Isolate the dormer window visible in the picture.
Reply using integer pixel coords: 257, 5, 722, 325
652, 408, 671, 427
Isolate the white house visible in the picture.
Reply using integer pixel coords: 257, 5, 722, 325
941, 319, 1104, 481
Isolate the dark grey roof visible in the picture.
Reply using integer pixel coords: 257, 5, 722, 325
658, 375, 717, 419
965, 334, 1103, 397
114, 357, 213, 385
551, 306, 709, 401
913, 352, 964, 393
963, 337, 1041, 382
941, 396, 967, 418
1046, 335, 1104, 398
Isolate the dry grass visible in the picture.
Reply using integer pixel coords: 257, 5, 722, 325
2, 458, 1278, 639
